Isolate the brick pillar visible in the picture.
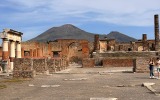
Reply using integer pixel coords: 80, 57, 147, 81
142, 34, 147, 51
48, 43, 51, 57
21, 48, 24, 58
30, 49, 33, 57
154, 14, 159, 51
37, 48, 42, 57
16, 42, 21, 58
33, 49, 37, 57
82, 42, 89, 58
2, 38, 9, 60
94, 34, 100, 52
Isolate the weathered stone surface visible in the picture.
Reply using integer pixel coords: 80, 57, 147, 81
103, 58, 134, 67
47, 59, 56, 73
82, 58, 95, 68
13, 58, 68, 78
14, 58, 33, 71
13, 71, 34, 78
33, 59, 47, 73
133, 57, 150, 73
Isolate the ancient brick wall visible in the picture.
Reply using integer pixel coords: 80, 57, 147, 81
13, 58, 68, 78
50, 42, 61, 51
96, 51, 158, 58
82, 58, 95, 68
133, 57, 150, 73
103, 58, 134, 67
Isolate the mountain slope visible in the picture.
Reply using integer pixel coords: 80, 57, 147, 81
106, 31, 137, 42
29, 24, 137, 42
30, 24, 99, 42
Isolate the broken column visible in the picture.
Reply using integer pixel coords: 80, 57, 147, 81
142, 34, 148, 51
154, 14, 159, 51
94, 34, 100, 52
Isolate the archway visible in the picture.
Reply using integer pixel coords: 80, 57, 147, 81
68, 42, 82, 63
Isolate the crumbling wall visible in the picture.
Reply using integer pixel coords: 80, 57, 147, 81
13, 58, 68, 78
133, 57, 150, 73
103, 58, 134, 67
13, 58, 34, 78
95, 51, 158, 58
82, 58, 95, 68
33, 59, 47, 73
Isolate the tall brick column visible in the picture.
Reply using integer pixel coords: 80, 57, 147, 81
2, 38, 9, 60
154, 14, 159, 51
21, 47, 24, 58
94, 34, 100, 52
142, 34, 147, 51
81, 42, 89, 58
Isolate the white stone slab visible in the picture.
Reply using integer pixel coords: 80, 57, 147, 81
41, 85, 60, 88
50, 85, 60, 87
64, 78, 87, 81
28, 84, 35, 87
41, 85, 50, 87
90, 97, 118, 100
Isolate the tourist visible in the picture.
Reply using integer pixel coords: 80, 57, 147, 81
148, 58, 155, 78
156, 57, 160, 79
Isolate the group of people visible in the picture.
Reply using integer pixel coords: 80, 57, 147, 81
148, 57, 160, 79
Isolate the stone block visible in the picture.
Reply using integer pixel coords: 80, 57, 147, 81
13, 71, 34, 78
82, 58, 95, 68
133, 57, 150, 73
103, 58, 134, 67
47, 59, 56, 73
33, 59, 47, 73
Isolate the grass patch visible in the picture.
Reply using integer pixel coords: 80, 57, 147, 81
0, 78, 31, 83
0, 84, 7, 89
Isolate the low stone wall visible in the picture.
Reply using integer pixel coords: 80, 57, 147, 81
93, 51, 159, 58
33, 59, 47, 73
103, 58, 134, 67
13, 58, 34, 78
82, 58, 95, 68
82, 57, 156, 73
133, 57, 150, 73
13, 58, 68, 78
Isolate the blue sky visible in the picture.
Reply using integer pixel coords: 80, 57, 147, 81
0, 0, 160, 42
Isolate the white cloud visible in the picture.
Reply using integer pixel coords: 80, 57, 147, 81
0, 0, 160, 41
1, 0, 159, 27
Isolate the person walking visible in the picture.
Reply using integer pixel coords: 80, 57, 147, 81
156, 57, 160, 79
148, 58, 155, 78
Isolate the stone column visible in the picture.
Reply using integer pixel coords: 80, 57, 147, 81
142, 34, 147, 51
16, 42, 21, 58
94, 34, 100, 52
154, 14, 159, 51
2, 38, 9, 60
10, 40, 15, 71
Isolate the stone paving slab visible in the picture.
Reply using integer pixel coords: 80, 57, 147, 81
1, 65, 160, 100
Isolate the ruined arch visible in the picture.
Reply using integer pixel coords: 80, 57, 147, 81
68, 42, 82, 63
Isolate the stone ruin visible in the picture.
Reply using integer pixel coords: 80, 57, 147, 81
0, 14, 159, 78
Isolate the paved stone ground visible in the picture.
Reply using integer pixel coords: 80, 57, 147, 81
0, 64, 160, 100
